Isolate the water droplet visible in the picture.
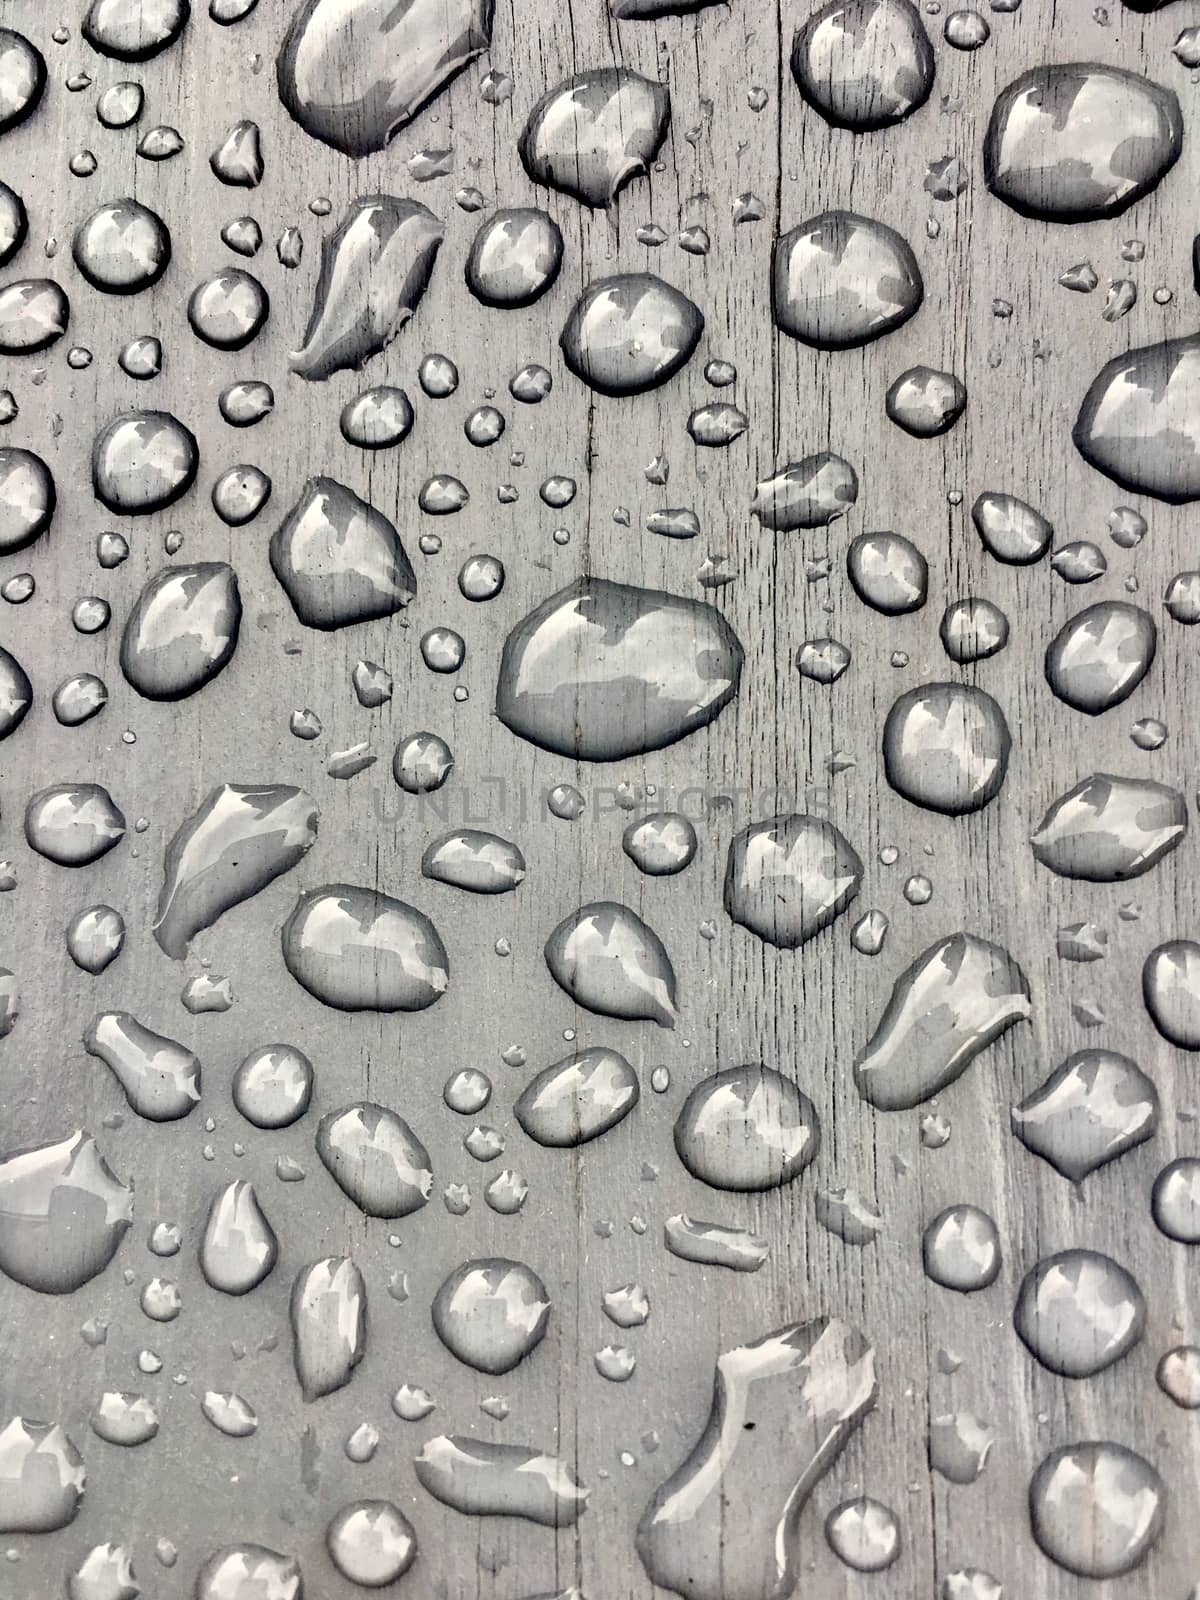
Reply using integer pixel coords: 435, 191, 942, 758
90, 1393, 157, 1448
622, 813, 697, 875
885, 365, 966, 436
393, 731, 453, 793
220, 380, 273, 427
930, 1411, 994, 1484
83, 1012, 200, 1120
1045, 601, 1156, 716
0, 1131, 131, 1293
316, 1102, 432, 1217
0, 1418, 84, 1533
515, 1048, 639, 1147
724, 814, 861, 947
971, 491, 1051, 564
792, 0, 933, 130
922, 1204, 1000, 1291
560, 273, 702, 395
82, 0, 187, 59
282, 884, 449, 1011
674, 1065, 818, 1190
415, 1435, 588, 1524
752, 453, 858, 530
327, 1500, 417, 1587
1030, 1441, 1163, 1577
1015, 1249, 1144, 1377
1031, 772, 1187, 880
271, 478, 416, 628
291, 1256, 366, 1401
773, 210, 922, 349
0, 29, 45, 133
1012, 1049, 1157, 1182
520, 68, 668, 208
119, 564, 241, 701
545, 902, 677, 1027
92, 410, 197, 514
883, 683, 1011, 814
195, 1546, 302, 1600
341, 386, 413, 450
825, 1498, 900, 1571
26, 784, 125, 867
0, 447, 54, 552
433, 1258, 550, 1373
1075, 333, 1200, 503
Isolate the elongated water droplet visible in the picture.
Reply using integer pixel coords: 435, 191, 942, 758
752, 453, 858, 530
316, 1102, 432, 1216
972, 490, 1051, 564
421, 829, 525, 893
291, 1256, 366, 1401
515, 1047, 639, 1146
415, 1436, 588, 1525
1031, 772, 1187, 880
664, 1213, 769, 1271
83, 1012, 200, 1120
282, 884, 449, 1012
544, 902, 677, 1027
82, 0, 187, 60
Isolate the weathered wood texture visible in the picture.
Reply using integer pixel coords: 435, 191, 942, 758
0, 0, 1198, 1595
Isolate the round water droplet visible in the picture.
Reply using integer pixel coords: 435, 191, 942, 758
73, 199, 169, 293
233, 1044, 313, 1128
66, 905, 125, 973
188, 269, 268, 349
459, 553, 504, 600
883, 682, 1011, 814
341, 386, 414, 450
1014, 1248, 1144, 1377
327, 1501, 417, 1588
674, 1065, 819, 1190
825, 1497, 900, 1572
791, 0, 933, 131
1030, 1441, 1164, 1578
560, 274, 704, 396
0, 447, 54, 553
466, 207, 563, 307
432, 1258, 551, 1373
848, 531, 927, 613
93, 410, 197, 514
921, 1204, 1000, 1292
773, 210, 922, 348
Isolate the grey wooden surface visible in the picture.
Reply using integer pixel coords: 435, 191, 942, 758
1, 0, 1199, 1594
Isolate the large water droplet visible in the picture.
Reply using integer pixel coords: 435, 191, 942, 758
1031, 773, 1187, 880
497, 577, 741, 759
290, 196, 443, 379
1012, 1050, 1158, 1182
1045, 600, 1156, 716
0, 182, 27, 268
341, 385, 413, 449
82, 0, 188, 60
885, 365, 966, 437
1074, 334, 1200, 503
560, 274, 703, 395
72, 199, 170, 293
0, 645, 31, 741
752, 453, 858, 530
232, 1044, 313, 1127
466, 208, 562, 307
432, 1258, 550, 1373
520, 69, 669, 207
0, 1418, 85, 1533
271, 478, 416, 628
724, 814, 862, 946
637, 1318, 876, 1600
772, 211, 922, 349
1143, 939, 1200, 1048
282, 884, 449, 1011
119, 563, 240, 701
415, 1436, 588, 1524
92, 410, 197, 515
195, 1546, 302, 1600
921, 1204, 1000, 1292
200, 1181, 278, 1294
674, 1065, 819, 1190
1030, 1442, 1163, 1578
0, 447, 54, 553
316, 1102, 432, 1216
855, 933, 1030, 1110
291, 1256, 367, 1400
154, 783, 318, 958
83, 1012, 201, 1120
1014, 1248, 1144, 1377
277, 0, 493, 156
327, 1500, 417, 1588
90, 1392, 158, 1448
0, 29, 45, 133
421, 829, 525, 893
883, 683, 1011, 814
26, 784, 125, 867
985, 64, 1181, 222
515, 1047, 639, 1146
1152, 1157, 1200, 1241
791, 0, 934, 131
544, 901, 677, 1027
971, 490, 1051, 564
0, 1131, 131, 1293
0, 280, 68, 354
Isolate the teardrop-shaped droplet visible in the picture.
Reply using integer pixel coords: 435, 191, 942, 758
724, 814, 862, 947
119, 563, 241, 701
1074, 334, 1200, 503
316, 1102, 432, 1217
855, 933, 1031, 1110
282, 883, 449, 1011
560, 274, 703, 396
0, 1418, 85, 1533
0, 280, 68, 354
415, 1435, 588, 1525
520, 68, 669, 208
73, 199, 170, 293
432, 1258, 550, 1374
673, 1065, 818, 1191
195, 1546, 302, 1600
637, 1319, 876, 1600
200, 1180, 278, 1294
1015, 1248, 1144, 1380
0, 447, 54, 553
515, 1048, 639, 1146
327, 1501, 417, 1588
1030, 1440, 1163, 1579
466, 208, 563, 308
1012, 1050, 1158, 1182
210, 119, 262, 185
421, 829, 526, 893
290, 1256, 367, 1401
772, 211, 922, 349
752, 453, 858, 530
883, 683, 1011, 815
0, 1131, 132, 1293
1045, 601, 1156, 714
0, 29, 45, 133
154, 783, 318, 958
985, 64, 1181, 222
544, 901, 678, 1027
92, 410, 197, 514
271, 477, 416, 628
277, 0, 493, 156
1143, 939, 1200, 1049
1031, 773, 1187, 880
791, 0, 934, 131
82, 1012, 200, 1120
201, 1391, 258, 1438
53, 674, 108, 728
971, 490, 1051, 564
290, 196, 442, 380
82, 0, 188, 61
497, 577, 742, 760
25, 784, 125, 867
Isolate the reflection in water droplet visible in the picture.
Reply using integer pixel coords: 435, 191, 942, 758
277, 0, 493, 156
1074, 334, 1200, 503
66, 905, 125, 974
327, 1500, 417, 1587
792, 0, 933, 131
0, 182, 27, 268
202, 1391, 258, 1438
341, 386, 414, 450
520, 68, 668, 208
674, 1065, 819, 1191
1014, 1249, 1144, 1377
883, 683, 1011, 814
0, 645, 31, 741
194, 1545, 302, 1600
188, 269, 269, 350
200, 1181, 278, 1295
83, 1011, 201, 1120
26, 784, 125, 866
82, 0, 187, 60
1143, 939, 1200, 1049
1031, 772, 1187, 880
1029, 1441, 1163, 1578
0, 280, 69, 353
290, 197, 443, 379
1011, 1049, 1157, 1181
0, 29, 45, 133
885, 365, 966, 436
0, 1131, 132, 1294
623, 813, 698, 875
73, 199, 170, 293
233, 1044, 313, 1128
416, 1434, 588, 1524
921, 1205, 1000, 1292
93, 410, 197, 514
848, 531, 927, 613
394, 731, 454, 793
433, 1258, 550, 1374
1045, 601, 1156, 715
856, 933, 1030, 1110
90, 1392, 158, 1447
291, 1256, 367, 1401
220, 381, 273, 427
940, 598, 1009, 663
825, 1497, 900, 1571
0, 1417, 85, 1533
752, 453, 858, 530
544, 902, 677, 1027
725, 814, 862, 946
0, 447, 54, 553
638, 1319, 876, 1600
466, 208, 563, 307
497, 577, 742, 760
664, 1213, 768, 1271
515, 1048, 639, 1146
985, 64, 1181, 222
283, 884, 449, 1012
271, 477, 416, 628
120, 564, 241, 701
773, 211, 922, 349
972, 491, 1051, 564
560, 274, 702, 395
212, 464, 271, 525
317, 1102, 432, 1217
